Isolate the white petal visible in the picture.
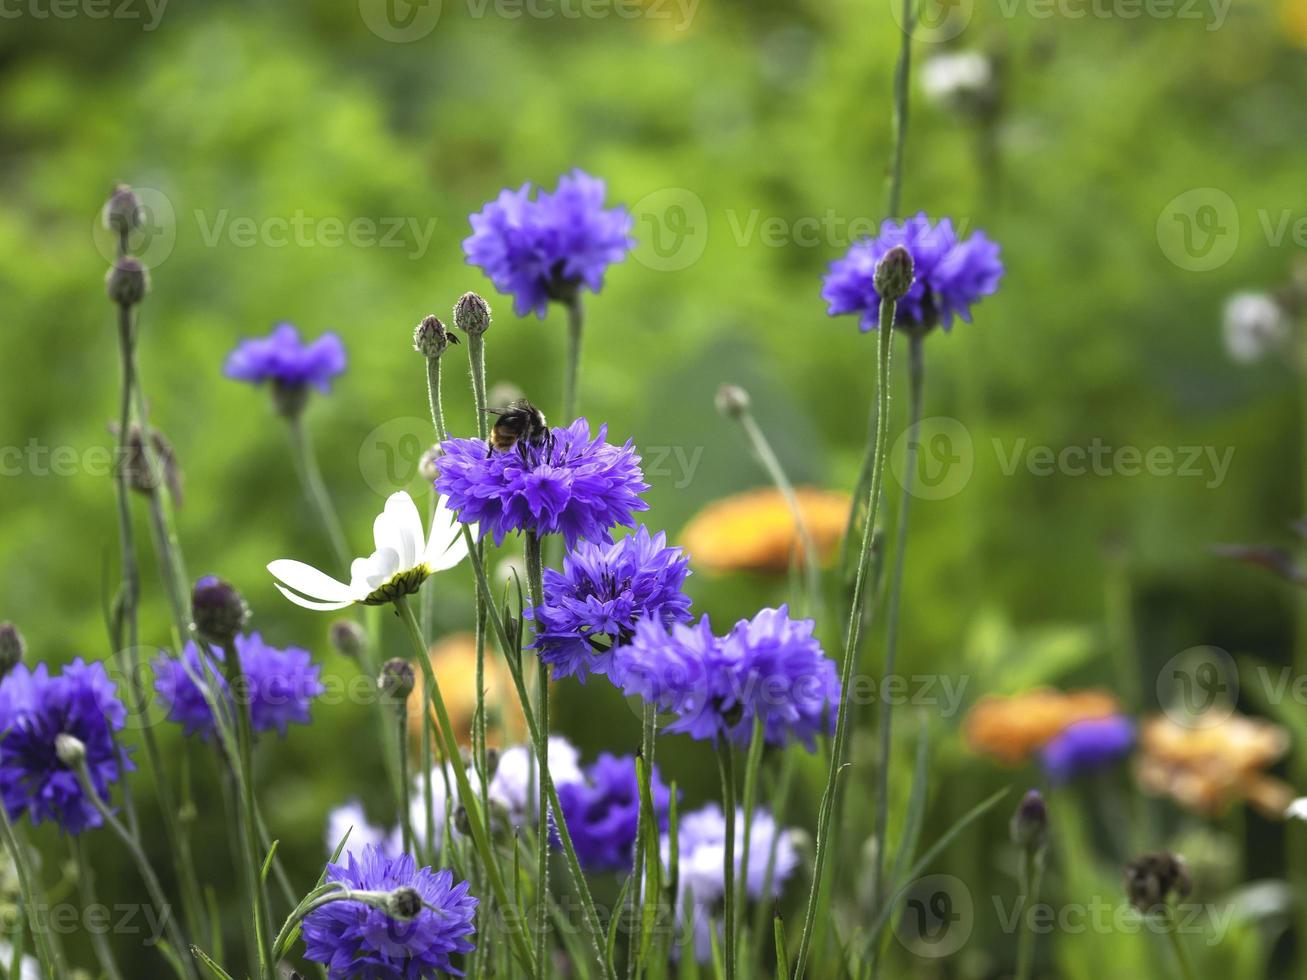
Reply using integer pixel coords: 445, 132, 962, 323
350, 548, 401, 592
267, 559, 353, 602
427, 530, 470, 572
384, 491, 424, 570
425, 494, 472, 569
273, 583, 354, 611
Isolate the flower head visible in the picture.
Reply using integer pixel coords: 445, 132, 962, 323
556, 752, 673, 872
1040, 715, 1135, 784
225, 323, 346, 393
963, 688, 1121, 765
153, 633, 324, 738
527, 526, 692, 682
435, 419, 648, 549
0, 659, 131, 834
680, 487, 850, 575
269, 491, 470, 611
615, 606, 840, 749
463, 169, 634, 319
302, 844, 478, 979
489, 737, 584, 828
822, 213, 1003, 332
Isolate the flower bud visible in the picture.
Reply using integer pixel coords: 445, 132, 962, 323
378, 658, 416, 707
715, 384, 751, 419
191, 576, 249, 645
55, 733, 86, 768
874, 245, 915, 302
413, 314, 458, 359
329, 620, 367, 660
0, 622, 25, 680
106, 257, 149, 307
1009, 789, 1047, 852
453, 292, 492, 336
385, 886, 423, 920
453, 804, 473, 838
419, 445, 442, 483
1124, 852, 1192, 912
102, 183, 142, 238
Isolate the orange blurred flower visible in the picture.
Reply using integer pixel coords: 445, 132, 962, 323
1283, 0, 1307, 49
680, 487, 851, 574
406, 632, 527, 751
1136, 712, 1293, 819
963, 688, 1121, 765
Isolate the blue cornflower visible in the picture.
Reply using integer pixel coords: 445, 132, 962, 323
556, 752, 673, 873
1041, 715, 1135, 784
822, 213, 1003, 332
463, 169, 635, 319
526, 526, 692, 683
435, 418, 649, 549
153, 633, 324, 739
302, 844, 478, 979
615, 606, 840, 750
224, 323, 346, 393
0, 659, 131, 835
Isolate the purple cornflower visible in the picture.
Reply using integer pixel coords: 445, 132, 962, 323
463, 169, 635, 319
0, 659, 131, 834
615, 605, 840, 750
224, 323, 346, 393
302, 844, 478, 979
556, 752, 673, 872
526, 526, 692, 683
822, 213, 1003, 332
1041, 715, 1135, 784
153, 633, 324, 739
435, 418, 649, 549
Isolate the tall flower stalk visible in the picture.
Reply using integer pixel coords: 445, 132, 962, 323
794, 249, 912, 975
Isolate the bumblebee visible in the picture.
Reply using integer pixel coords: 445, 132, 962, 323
485, 399, 549, 457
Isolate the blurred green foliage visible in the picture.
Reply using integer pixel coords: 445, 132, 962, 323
3, 0, 1307, 975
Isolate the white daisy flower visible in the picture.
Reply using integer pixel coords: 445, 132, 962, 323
269, 491, 471, 610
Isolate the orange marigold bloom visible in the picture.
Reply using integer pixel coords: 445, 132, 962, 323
1136, 712, 1292, 819
407, 632, 526, 750
679, 487, 851, 574
963, 688, 1121, 765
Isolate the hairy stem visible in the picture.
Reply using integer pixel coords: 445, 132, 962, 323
562, 293, 584, 424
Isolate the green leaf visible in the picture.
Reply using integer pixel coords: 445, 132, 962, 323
189, 945, 236, 980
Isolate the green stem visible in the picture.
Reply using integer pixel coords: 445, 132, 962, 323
885, 0, 913, 220
717, 742, 738, 980
869, 331, 923, 929
72, 837, 125, 980
398, 704, 414, 855
72, 763, 199, 980
524, 534, 552, 969
561, 293, 584, 424
466, 332, 492, 828
733, 408, 821, 616
793, 298, 897, 977
1164, 909, 1196, 980
394, 594, 539, 977
1014, 850, 1044, 980
0, 806, 66, 980
285, 413, 351, 574
737, 716, 765, 966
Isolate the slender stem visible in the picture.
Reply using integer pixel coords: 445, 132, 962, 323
733, 409, 821, 616
72, 764, 199, 980
221, 639, 273, 979
426, 355, 450, 444
1013, 850, 1044, 980
72, 837, 125, 980
793, 299, 897, 977
284, 413, 351, 574
394, 595, 539, 976
737, 716, 765, 963
869, 332, 923, 925
885, 0, 913, 220
1293, 323, 1307, 975
716, 742, 738, 980
466, 332, 492, 827
0, 806, 66, 980
398, 704, 414, 855
524, 534, 552, 969
1163, 908, 1196, 980
561, 294, 584, 424
630, 704, 656, 978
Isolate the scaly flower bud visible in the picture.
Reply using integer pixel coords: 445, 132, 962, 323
106, 257, 149, 307
102, 183, 143, 239
715, 384, 751, 419
329, 620, 366, 660
874, 245, 915, 303
1009, 789, 1048, 852
378, 658, 416, 708
191, 576, 249, 645
1124, 852, 1192, 912
453, 292, 492, 336
55, 733, 87, 768
0, 622, 25, 680
413, 314, 458, 359
384, 886, 424, 920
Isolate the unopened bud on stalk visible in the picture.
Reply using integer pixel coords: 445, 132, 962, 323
715, 384, 751, 419
453, 805, 473, 837
1009, 789, 1048, 853
102, 183, 143, 238
55, 733, 86, 768
106, 257, 149, 307
1124, 852, 1192, 912
385, 886, 423, 920
0, 622, 25, 679
329, 620, 366, 660
413, 314, 458, 358
378, 658, 416, 706
191, 576, 249, 645
453, 292, 492, 336
874, 245, 915, 303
